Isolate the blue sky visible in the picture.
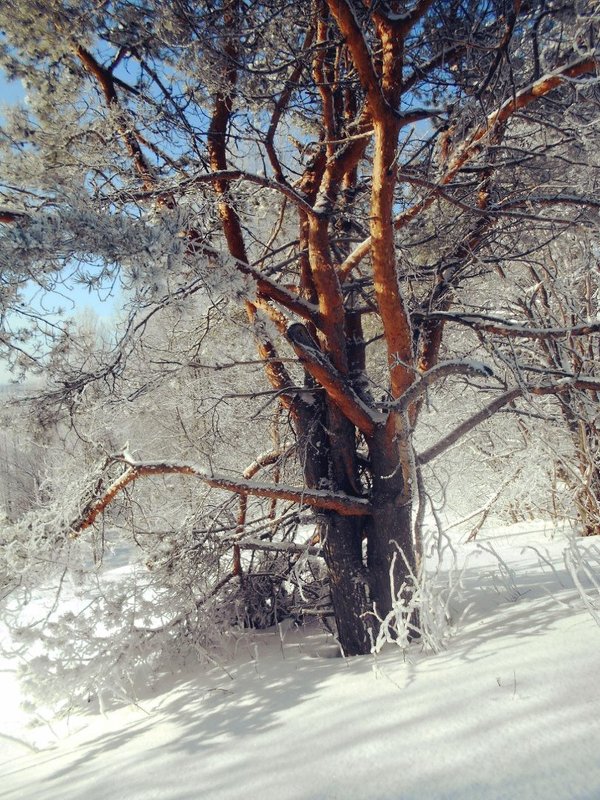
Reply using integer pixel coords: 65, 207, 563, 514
0, 71, 23, 107
1, 70, 119, 382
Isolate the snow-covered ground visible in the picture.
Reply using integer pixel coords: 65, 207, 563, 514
2, 522, 600, 800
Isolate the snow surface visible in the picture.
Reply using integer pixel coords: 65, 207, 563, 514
2, 522, 600, 800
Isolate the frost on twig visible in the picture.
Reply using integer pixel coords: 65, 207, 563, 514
370, 530, 468, 656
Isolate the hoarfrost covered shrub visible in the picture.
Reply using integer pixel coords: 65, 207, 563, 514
564, 532, 600, 627
1, 468, 259, 712
7, 558, 239, 713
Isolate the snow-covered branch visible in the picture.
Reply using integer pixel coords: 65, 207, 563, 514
225, 538, 321, 556
72, 458, 372, 534
391, 359, 494, 413
339, 55, 599, 279
419, 377, 600, 465
286, 323, 384, 436
418, 313, 600, 340
131, 170, 317, 217
448, 56, 599, 174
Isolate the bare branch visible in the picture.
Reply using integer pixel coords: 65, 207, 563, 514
147, 170, 317, 216
391, 359, 493, 413
419, 377, 600, 465
226, 538, 321, 556
418, 313, 600, 340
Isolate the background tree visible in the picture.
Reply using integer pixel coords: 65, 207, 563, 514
0, 0, 599, 660
496, 235, 600, 535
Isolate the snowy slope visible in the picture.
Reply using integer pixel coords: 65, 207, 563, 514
2, 523, 600, 800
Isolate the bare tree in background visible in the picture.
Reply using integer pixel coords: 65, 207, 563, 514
498, 237, 600, 535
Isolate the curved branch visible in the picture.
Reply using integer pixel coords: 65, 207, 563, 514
416, 313, 600, 340
446, 57, 598, 175
419, 377, 600, 465
392, 359, 493, 413
72, 459, 371, 533
339, 56, 598, 279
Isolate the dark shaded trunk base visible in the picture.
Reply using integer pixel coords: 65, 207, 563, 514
321, 514, 372, 656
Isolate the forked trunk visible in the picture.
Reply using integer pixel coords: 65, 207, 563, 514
297, 395, 417, 655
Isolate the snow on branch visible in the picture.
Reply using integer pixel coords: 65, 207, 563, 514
225, 538, 322, 556
338, 55, 598, 280
448, 56, 599, 174
391, 359, 494, 412
395, 0, 436, 33
286, 323, 384, 435
419, 377, 600, 465
130, 170, 317, 217
235, 261, 320, 324
418, 312, 600, 340
72, 457, 372, 534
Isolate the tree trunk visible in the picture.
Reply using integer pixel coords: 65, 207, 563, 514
295, 388, 417, 654
575, 429, 600, 537
295, 385, 373, 654
557, 398, 600, 536
322, 513, 372, 655
367, 415, 416, 625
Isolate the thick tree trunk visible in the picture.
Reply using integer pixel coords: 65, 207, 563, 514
296, 389, 417, 654
322, 513, 372, 655
295, 386, 373, 654
367, 416, 417, 625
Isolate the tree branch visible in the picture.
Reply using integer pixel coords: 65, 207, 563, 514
391, 359, 493, 413
416, 312, 600, 339
286, 323, 383, 436
325, 0, 384, 115
74, 45, 154, 188
72, 459, 372, 533
339, 56, 598, 278
447, 57, 598, 175
419, 377, 600, 465
266, 25, 315, 181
